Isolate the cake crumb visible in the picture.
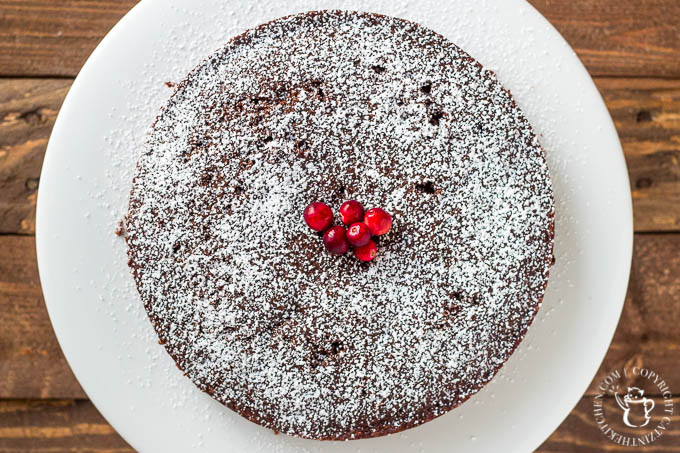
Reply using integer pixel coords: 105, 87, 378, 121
115, 218, 127, 237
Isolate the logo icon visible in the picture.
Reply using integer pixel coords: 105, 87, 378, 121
615, 387, 655, 428
591, 366, 674, 447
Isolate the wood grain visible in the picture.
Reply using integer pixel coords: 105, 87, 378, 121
592, 234, 680, 394
0, 397, 676, 452
0, 1, 678, 78
0, 79, 70, 234
0, 400, 132, 452
595, 78, 680, 232
537, 396, 680, 452
0, 0, 137, 78
0, 235, 85, 399
2, 77, 679, 234
1, 234, 678, 400
530, 0, 680, 78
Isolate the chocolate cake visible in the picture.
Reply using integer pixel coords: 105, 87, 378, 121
125, 10, 555, 440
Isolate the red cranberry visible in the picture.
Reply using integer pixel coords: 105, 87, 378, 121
354, 240, 377, 262
364, 208, 392, 236
346, 222, 371, 247
323, 226, 350, 255
338, 200, 365, 225
303, 202, 333, 231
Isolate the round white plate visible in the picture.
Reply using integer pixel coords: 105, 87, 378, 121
36, 0, 633, 451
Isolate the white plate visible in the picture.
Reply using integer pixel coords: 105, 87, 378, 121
36, 0, 633, 451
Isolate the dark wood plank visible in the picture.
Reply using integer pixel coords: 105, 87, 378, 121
2, 77, 679, 234
1, 234, 678, 400
0, 79, 70, 234
595, 78, 680, 232
537, 396, 680, 452
0, 0, 137, 77
0, 1, 678, 78
586, 234, 680, 396
529, 0, 680, 78
0, 235, 85, 399
0, 400, 133, 452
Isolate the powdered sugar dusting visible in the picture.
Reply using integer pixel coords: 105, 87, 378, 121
125, 11, 553, 440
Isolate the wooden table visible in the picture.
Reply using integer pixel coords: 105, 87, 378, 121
1, 1, 678, 451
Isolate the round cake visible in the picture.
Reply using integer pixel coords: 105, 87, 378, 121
125, 11, 554, 440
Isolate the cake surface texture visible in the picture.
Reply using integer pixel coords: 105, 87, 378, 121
125, 10, 555, 440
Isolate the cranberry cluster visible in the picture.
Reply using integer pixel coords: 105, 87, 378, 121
303, 200, 392, 262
